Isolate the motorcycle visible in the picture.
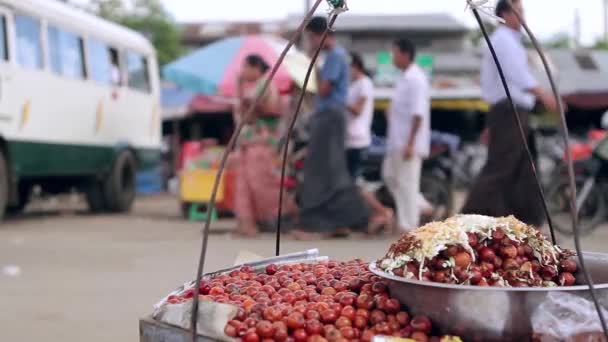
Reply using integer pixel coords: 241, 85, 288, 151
360, 132, 457, 223
547, 129, 608, 236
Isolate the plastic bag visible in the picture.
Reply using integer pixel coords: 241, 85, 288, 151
153, 299, 237, 342
532, 292, 608, 342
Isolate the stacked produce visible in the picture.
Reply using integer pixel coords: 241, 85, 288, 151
165, 259, 461, 342
376, 215, 578, 288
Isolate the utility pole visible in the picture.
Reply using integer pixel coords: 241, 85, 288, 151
604, 0, 608, 41
574, 8, 581, 48
301, 0, 313, 50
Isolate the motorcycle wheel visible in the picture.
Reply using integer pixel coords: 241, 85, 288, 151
421, 175, 453, 222
547, 178, 605, 235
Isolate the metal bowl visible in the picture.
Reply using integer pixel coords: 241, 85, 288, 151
370, 252, 608, 341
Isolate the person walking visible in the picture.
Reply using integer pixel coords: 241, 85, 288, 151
292, 16, 370, 240
383, 38, 431, 232
233, 55, 294, 236
345, 52, 375, 180
461, 0, 557, 226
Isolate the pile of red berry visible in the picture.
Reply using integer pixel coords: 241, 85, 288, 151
166, 259, 460, 342
383, 227, 578, 288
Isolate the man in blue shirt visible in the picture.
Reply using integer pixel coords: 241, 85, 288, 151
292, 17, 370, 239
309, 24, 349, 112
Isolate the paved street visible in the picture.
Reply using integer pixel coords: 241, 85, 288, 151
1, 195, 608, 342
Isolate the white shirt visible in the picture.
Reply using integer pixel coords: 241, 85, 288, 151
386, 64, 431, 158
481, 25, 538, 110
346, 76, 374, 149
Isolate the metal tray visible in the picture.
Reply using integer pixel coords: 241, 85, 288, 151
370, 252, 608, 341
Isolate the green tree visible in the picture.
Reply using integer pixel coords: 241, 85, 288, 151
89, 0, 184, 66
593, 39, 608, 50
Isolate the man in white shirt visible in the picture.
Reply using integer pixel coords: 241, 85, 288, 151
462, 0, 557, 226
346, 52, 374, 180
383, 39, 431, 231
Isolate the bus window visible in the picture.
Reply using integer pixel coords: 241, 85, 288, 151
126, 51, 150, 92
109, 48, 122, 86
0, 15, 7, 61
87, 39, 112, 85
48, 25, 86, 79
15, 14, 43, 70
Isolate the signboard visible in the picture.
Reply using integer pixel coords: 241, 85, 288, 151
416, 53, 434, 79
375, 51, 398, 86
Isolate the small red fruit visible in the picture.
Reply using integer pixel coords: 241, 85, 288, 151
274, 329, 288, 342
492, 228, 506, 240
243, 331, 260, 342
542, 266, 558, 280
467, 233, 479, 247
354, 315, 367, 329
385, 298, 401, 313
411, 331, 429, 342
454, 252, 472, 268
503, 258, 519, 270
500, 245, 518, 259
263, 307, 283, 322
396, 311, 410, 326
339, 326, 356, 340
370, 309, 387, 325
224, 324, 237, 337
256, 321, 275, 339
320, 309, 338, 324
293, 328, 308, 342
444, 246, 460, 257
371, 281, 388, 294
286, 312, 306, 330
560, 259, 578, 273
479, 247, 497, 262
335, 316, 352, 329
361, 329, 375, 342
559, 272, 576, 286
432, 270, 447, 283
410, 315, 432, 333
399, 326, 413, 338
340, 306, 356, 321
306, 319, 323, 336
356, 294, 375, 310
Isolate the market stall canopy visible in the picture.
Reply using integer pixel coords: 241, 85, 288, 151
161, 83, 234, 121
532, 50, 608, 109
161, 83, 195, 120
162, 34, 317, 97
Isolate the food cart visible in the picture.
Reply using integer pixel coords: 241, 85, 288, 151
148, 2, 608, 341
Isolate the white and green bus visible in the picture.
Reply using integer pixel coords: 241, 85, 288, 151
0, 0, 161, 219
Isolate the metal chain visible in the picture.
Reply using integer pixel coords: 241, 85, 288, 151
189, 1, 325, 340
469, 8, 557, 245
471, 1, 608, 336
507, 1, 608, 336
276, 14, 339, 256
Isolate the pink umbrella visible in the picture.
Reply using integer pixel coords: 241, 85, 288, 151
163, 35, 317, 97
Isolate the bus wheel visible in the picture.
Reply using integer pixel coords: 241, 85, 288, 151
7, 185, 30, 216
104, 151, 137, 213
0, 152, 7, 221
85, 181, 106, 213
